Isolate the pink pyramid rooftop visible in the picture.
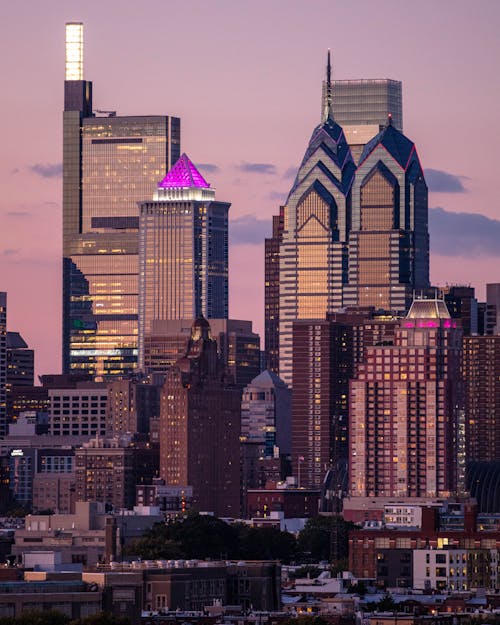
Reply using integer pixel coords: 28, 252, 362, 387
158, 153, 210, 189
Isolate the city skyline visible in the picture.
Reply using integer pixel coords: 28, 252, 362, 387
1, 0, 499, 377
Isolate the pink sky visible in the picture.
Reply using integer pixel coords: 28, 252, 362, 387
0, 0, 499, 377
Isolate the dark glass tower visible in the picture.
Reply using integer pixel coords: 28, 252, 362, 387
62, 23, 180, 379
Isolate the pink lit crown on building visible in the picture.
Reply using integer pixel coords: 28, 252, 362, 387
158, 154, 210, 189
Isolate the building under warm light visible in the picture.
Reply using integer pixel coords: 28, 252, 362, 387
62, 22, 180, 379
349, 297, 462, 498
137, 155, 229, 369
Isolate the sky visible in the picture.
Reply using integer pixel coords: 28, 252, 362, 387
0, 0, 499, 378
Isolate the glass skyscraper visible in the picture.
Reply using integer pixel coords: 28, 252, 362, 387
137, 155, 229, 369
277, 55, 355, 385
62, 23, 180, 379
343, 118, 429, 312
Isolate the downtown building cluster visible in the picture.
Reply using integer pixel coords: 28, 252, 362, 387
0, 23, 500, 618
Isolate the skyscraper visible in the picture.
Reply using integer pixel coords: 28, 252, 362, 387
325, 78, 403, 163
0, 293, 6, 438
264, 206, 284, 373
278, 54, 355, 385
349, 297, 462, 498
137, 155, 229, 369
343, 117, 429, 313
62, 22, 180, 379
6, 332, 34, 389
159, 318, 241, 517
462, 335, 500, 463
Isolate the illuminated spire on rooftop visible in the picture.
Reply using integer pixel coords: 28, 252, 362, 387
158, 154, 210, 189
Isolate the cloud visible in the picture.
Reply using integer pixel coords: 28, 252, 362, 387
283, 166, 298, 180
425, 169, 468, 193
197, 163, 219, 173
430, 207, 500, 257
6, 211, 31, 218
29, 163, 63, 178
268, 191, 287, 202
2, 248, 20, 256
230, 215, 270, 245
238, 162, 276, 175
10, 168, 19, 175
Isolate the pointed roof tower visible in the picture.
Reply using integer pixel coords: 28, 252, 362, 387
158, 154, 210, 189
287, 53, 355, 200
358, 115, 417, 170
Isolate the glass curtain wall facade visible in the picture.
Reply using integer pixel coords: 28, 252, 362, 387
62, 24, 180, 379
137, 155, 229, 370
344, 120, 429, 313
278, 117, 355, 385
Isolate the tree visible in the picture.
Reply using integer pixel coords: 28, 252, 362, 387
297, 515, 355, 565
70, 612, 131, 625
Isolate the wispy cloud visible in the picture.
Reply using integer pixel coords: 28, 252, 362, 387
430, 207, 500, 257
425, 169, 468, 193
29, 163, 63, 178
6, 211, 31, 218
230, 215, 270, 244
268, 191, 287, 202
2, 248, 20, 256
197, 163, 219, 174
238, 162, 276, 175
283, 166, 298, 180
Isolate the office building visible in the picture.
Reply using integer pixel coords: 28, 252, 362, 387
241, 369, 291, 456
343, 117, 429, 313
327, 78, 403, 163
62, 22, 180, 379
486, 283, 500, 334
463, 336, 500, 463
277, 54, 355, 385
137, 154, 229, 369
75, 434, 159, 510
48, 383, 108, 437
264, 206, 284, 374
106, 378, 160, 435
349, 297, 462, 498
442, 285, 478, 335
143, 318, 260, 388
159, 318, 241, 517
0, 293, 5, 438
6, 332, 34, 389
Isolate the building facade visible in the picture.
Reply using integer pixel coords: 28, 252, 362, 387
62, 22, 180, 378
278, 56, 355, 385
0, 293, 6, 437
241, 369, 291, 456
143, 318, 260, 388
159, 318, 241, 517
463, 336, 500, 464
137, 155, 229, 369
343, 118, 429, 313
6, 332, 34, 389
349, 298, 462, 498
264, 206, 284, 374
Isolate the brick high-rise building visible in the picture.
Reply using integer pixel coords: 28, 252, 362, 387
159, 318, 241, 517
349, 297, 462, 498
463, 335, 500, 463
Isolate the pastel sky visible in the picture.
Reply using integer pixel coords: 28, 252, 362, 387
1, 0, 499, 378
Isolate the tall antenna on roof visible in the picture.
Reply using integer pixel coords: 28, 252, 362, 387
322, 50, 333, 123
